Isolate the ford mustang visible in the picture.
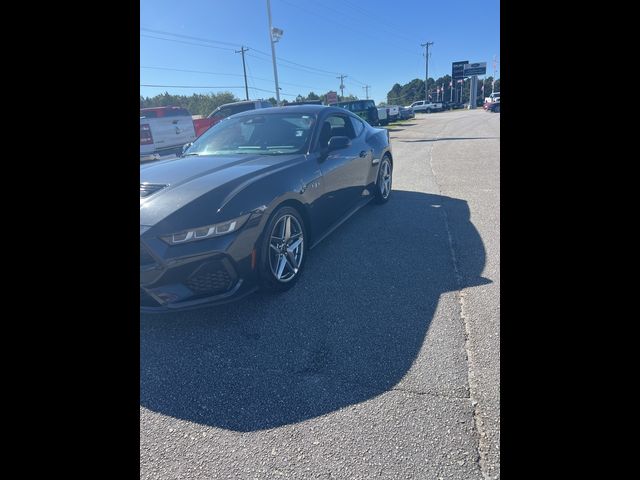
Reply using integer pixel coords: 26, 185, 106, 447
140, 105, 393, 312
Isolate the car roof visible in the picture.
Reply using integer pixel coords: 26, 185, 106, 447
335, 100, 372, 105
232, 104, 334, 116
218, 100, 259, 108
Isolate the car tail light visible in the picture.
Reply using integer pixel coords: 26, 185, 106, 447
140, 124, 153, 145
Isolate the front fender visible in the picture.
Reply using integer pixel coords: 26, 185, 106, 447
218, 155, 322, 240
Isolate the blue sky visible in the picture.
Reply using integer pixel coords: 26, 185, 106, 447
140, 0, 500, 104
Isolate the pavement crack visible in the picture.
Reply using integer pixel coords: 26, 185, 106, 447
427, 119, 492, 480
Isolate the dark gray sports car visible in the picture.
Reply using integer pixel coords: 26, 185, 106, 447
140, 105, 393, 312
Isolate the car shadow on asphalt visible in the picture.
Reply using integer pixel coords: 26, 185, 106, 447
140, 190, 490, 432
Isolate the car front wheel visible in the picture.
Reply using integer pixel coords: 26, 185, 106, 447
258, 206, 307, 292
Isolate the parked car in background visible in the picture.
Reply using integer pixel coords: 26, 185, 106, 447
410, 100, 444, 113
377, 106, 388, 126
386, 105, 400, 122
483, 92, 500, 110
140, 105, 393, 312
334, 99, 380, 126
399, 106, 414, 120
193, 100, 273, 137
487, 98, 500, 112
447, 101, 464, 110
284, 100, 323, 106
140, 106, 197, 161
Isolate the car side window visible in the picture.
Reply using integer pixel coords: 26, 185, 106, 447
233, 103, 255, 114
349, 117, 365, 137
317, 114, 356, 149
211, 108, 232, 120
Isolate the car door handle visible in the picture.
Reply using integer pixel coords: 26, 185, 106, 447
359, 150, 368, 158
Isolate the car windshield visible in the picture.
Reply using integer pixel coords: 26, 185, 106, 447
185, 112, 317, 156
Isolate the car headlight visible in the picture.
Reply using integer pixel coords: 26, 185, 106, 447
160, 214, 250, 245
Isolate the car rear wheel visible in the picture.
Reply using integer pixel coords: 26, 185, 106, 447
258, 206, 307, 292
374, 155, 392, 204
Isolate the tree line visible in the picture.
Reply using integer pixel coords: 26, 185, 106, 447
384, 76, 500, 106
139, 90, 358, 116
139, 78, 499, 115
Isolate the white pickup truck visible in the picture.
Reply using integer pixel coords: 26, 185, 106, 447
409, 100, 444, 113
140, 106, 196, 161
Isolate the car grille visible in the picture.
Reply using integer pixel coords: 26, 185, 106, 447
185, 260, 234, 296
140, 242, 156, 267
140, 183, 168, 198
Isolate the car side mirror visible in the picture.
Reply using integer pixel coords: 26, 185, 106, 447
327, 136, 351, 152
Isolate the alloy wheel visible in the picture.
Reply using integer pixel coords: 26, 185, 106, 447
268, 214, 304, 282
380, 159, 392, 199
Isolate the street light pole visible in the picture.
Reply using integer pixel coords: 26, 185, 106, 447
266, 0, 281, 106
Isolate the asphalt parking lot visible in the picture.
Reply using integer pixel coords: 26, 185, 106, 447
140, 109, 500, 479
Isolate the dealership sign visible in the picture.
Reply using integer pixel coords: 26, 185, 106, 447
452, 61, 468, 80
326, 91, 338, 104
463, 62, 487, 76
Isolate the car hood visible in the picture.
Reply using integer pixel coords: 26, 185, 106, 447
140, 153, 304, 227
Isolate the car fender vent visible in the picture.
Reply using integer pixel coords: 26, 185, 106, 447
140, 183, 168, 198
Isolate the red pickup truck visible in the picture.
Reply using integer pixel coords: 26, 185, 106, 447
193, 100, 274, 137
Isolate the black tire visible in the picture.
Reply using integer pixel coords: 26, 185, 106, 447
258, 206, 307, 292
374, 155, 392, 204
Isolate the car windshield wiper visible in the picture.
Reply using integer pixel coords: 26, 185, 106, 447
181, 152, 201, 157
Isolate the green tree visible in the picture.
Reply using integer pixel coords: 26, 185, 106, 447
306, 91, 320, 101
387, 83, 403, 104
138, 91, 239, 116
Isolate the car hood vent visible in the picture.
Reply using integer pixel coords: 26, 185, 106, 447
140, 183, 168, 198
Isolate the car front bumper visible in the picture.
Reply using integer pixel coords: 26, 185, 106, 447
140, 222, 261, 313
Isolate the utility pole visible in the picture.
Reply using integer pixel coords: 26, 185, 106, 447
362, 85, 371, 99
337, 74, 347, 100
266, 0, 282, 105
492, 54, 498, 94
235, 46, 250, 101
421, 42, 434, 102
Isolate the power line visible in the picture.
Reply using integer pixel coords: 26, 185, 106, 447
139, 83, 299, 97
248, 48, 340, 76
140, 28, 242, 48
140, 27, 376, 94
141, 84, 247, 89
140, 34, 236, 51
349, 77, 367, 86
245, 53, 336, 78
276, 0, 421, 58
339, 0, 418, 44
140, 27, 343, 80
141, 66, 243, 77
140, 65, 320, 90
